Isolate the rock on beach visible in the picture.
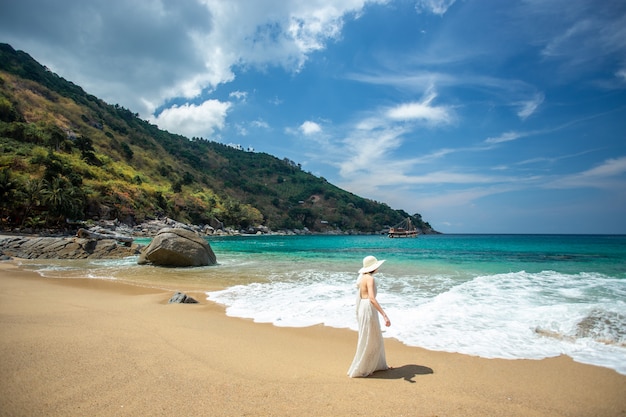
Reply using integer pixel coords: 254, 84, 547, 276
137, 227, 217, 267
0, 235, 142, 259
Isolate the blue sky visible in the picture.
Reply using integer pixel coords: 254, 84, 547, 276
1, 0, 625, 233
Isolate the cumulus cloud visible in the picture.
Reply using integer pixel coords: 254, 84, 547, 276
151, 99, 231, 138
0, 0, 387, 118
300, 121, 323, 135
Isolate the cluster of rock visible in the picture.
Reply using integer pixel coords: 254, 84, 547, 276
131, 217, 225, 237
0, 219, 219, 268
0, 235, 142, 260
0, 215, 416, 266
131, 218, 311, 236
3, 215, 402, 240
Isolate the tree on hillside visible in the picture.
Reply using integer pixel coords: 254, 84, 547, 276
40, 177, 84, 224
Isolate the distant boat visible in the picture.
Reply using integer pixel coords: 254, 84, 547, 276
388, 218, 418, 238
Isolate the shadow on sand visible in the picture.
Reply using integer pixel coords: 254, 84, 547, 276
369, 364, 434, 383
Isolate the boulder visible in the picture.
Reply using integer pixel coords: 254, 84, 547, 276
168, 292, 198, 304
137, 227, 217, 267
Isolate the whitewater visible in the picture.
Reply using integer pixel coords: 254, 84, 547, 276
206, 234, 626, 375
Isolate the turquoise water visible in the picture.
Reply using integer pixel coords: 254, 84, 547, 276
207, 233, 626, 277
206, 234, 626, 374
20, 234, 626, 375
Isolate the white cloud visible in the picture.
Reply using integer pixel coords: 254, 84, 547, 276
386, 101, 451, 124
541, 19, 594, 59
195, 0, 390, 77
531, 0, 626, 79
229, 91, 248, 101
0, 0, 388, 118
325, 87, 457, 191
545, 156, 626, 189
350, 70, 544, 124
339, 126, 405, 177
385, 89, 453, 125
347, 70, 453, 92
414, 0, 457, 15
300, 121, 322, 135
151, 99, 231, 138
484, 131, 523, 144
516, 92, 544, 119
251, 119, 270, 129
582, 156, 626, 177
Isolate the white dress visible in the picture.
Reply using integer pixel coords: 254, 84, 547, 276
347, 274, 388, 377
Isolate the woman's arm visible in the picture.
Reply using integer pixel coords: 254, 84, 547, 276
365, 275, 391, 327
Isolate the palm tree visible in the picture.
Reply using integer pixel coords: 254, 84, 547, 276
20, 178, 45, 225
0, 168, 16, 221
41, 177, 83, 224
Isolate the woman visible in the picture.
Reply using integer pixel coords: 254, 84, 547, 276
347, 255, 391, 377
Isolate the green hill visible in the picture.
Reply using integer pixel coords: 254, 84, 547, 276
0, 43, 437, 234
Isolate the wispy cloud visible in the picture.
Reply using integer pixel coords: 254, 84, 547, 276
348, 67, 545, 121
414, 0, 458, 15
333, 87, 454, 179
229, 90, 248, 101
484, 131, 524, 144
482, 109, 619, 147
251, 119, 270, 129
338, 125, 405, 177
545, 156, 626, 189
528, 0, 626, 80
408, 185, 516, 211
386, 89, 453, 125
516, 92, 544, 119
515, 149, 602, 166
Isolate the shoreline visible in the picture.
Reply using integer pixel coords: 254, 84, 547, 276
1, 261, 625, 416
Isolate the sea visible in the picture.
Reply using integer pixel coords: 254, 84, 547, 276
15, 234, 626, 375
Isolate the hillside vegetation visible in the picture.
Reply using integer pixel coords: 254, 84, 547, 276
0, 43, 436, 234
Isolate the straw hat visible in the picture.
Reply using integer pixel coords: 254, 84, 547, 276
358, 255, 385, 273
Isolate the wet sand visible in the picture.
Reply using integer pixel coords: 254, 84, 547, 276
1, 261, 625, 416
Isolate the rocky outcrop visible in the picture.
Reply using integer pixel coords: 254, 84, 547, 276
137, 227, 217, 267
131, 217, 236, 237
0, 236, 142, 259
76, 227, 134, 244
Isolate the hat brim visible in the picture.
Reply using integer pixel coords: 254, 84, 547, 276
358, 259, 385, 273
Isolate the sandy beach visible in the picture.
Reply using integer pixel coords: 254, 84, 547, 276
1, 261, 625, 417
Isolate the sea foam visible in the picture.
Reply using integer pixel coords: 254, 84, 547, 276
207, 269, 626, 375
